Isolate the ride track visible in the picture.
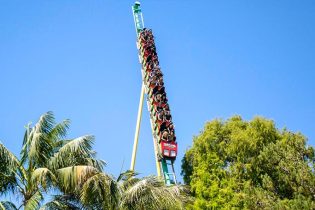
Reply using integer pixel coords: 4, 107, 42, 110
130, 1, 178, 185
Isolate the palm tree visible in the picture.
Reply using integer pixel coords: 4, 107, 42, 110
119, 175, 187, 210
0, 112, 104, 209
1, 112, 189, 210
79, 170, 189, 210
40, 168, 189, 210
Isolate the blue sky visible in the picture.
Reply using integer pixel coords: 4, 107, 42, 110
0, 0, 314, 186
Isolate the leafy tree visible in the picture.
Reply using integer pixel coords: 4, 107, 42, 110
181, 116, 315, 209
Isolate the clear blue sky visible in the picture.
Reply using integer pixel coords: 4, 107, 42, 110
1, 0, 314, 184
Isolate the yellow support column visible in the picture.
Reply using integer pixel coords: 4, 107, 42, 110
130, 83, 145, 171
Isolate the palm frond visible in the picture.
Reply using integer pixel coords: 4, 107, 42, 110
31, 168, 57, 191
0, 143, 19, 194
80, 173, 121, 209
121, 176, 186, 210
39, 201, 65, 210
53, 140, 72, 149
0, 201, 18, 210
159, 184, 190, 209
49, 136, 104, 171
81, 172, 120, 210
48, 120, 71, 146
0, 173, 17, 196
0, 142, 19, 169
56, 166, 98, 194
28, 131, 53, 167
24, 191, 43, 210
34, 112, 55, 135
117, 170, 139, 182
84, 158, 106, 172
21, 112, 56, 167
40, 195, 82, 210
20, 123, 32, 165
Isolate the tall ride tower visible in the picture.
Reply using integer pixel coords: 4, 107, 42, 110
129, 1, 178, 185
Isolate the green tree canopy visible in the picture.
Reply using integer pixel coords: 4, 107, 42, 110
181, 116, 315, 209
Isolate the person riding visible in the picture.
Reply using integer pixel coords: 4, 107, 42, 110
168, 130, 176, 142
156, 108, 164, 123
164, 109, 172, 123
148, 75, 158, 88
161, 130, 169, 142
146, 68, 162, 81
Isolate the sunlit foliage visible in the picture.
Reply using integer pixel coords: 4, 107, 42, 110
182, 116, 315, 209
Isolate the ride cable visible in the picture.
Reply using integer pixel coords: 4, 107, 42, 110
130, 1, 177, 185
